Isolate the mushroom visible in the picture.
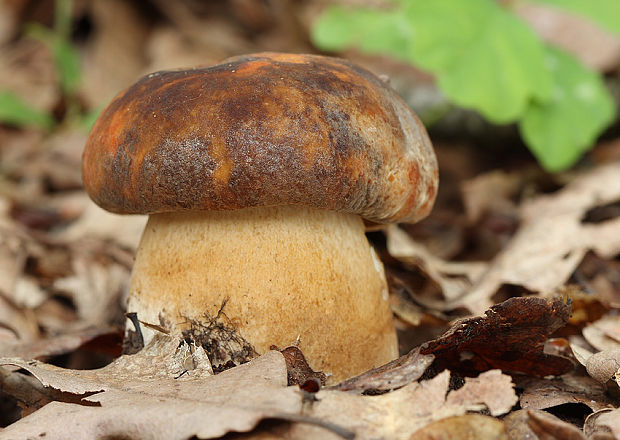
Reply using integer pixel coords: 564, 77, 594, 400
82, 52, 438, 382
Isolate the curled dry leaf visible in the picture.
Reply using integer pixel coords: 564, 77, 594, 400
385, 225, 486, 306
0, 327, 117, 360
504, 409, 588, 440
585, 408, 620, 439
409, 414, 508, 440
464, 162, 620, 312
330, 347, 434, 394
0, 335, 303, 440
583, 314, 620, 352
519, 373, 614, 413
526, 409, 588, 440
419, 297, 573, 377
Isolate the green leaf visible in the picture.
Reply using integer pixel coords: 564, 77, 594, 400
0, 91, 54, 130
405, 0, 551, 123
26, 23, 81, 95
311, 0, 552, 124
402, 0, 493, 72
528, 0, 620, 35
53, 38, 81, 94
310, 5, 411, 60
520, 48, 616, 172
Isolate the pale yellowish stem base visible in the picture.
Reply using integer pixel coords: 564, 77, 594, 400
128, 206, 397, 382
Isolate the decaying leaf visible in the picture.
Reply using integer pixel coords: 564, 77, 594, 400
410, 414, 508, 440
0, 335, 303, 439
419, 297, 573, 377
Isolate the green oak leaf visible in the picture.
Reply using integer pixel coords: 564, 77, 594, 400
520, 48, 617, 172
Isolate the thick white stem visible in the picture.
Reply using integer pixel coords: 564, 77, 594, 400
127, 205, 397, 382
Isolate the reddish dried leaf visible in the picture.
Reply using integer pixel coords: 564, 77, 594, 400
277, 345, 326, 387
419, 297, 573, 376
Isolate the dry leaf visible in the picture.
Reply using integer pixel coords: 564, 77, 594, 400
0, 335, 303, 440
519, 373, 613, 413
61, 201, 148, 250
0, 327, 116, 360
461, 170, 520, 224
385, 225, 486, 305
462, 162, 620, 312
410, 414, 508, 440
444, 370, 518, 417
586, 348, 620, 384
330, 347, 434, 394
583, 314, 620, 351
526, 409, 587, 440
505, 409, 589, 440
585, 408, 620, 439
285, 369, 516, 439
419, 297, 573, 377
391, 163, 620, 313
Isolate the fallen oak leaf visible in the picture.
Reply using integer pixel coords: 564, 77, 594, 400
268, 369, 516, 439
409, 414, 508, 440
330, 347, 434, 394
388, 163, 620, 313
0, 334, 304, 440
444, 370, 518, 417
419, 297, 573, 377
459, 162, 620, 313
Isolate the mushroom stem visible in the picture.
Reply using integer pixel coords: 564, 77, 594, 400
127, 205, 397, 382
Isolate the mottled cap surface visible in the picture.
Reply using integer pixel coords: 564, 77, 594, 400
82, 52, 438, 223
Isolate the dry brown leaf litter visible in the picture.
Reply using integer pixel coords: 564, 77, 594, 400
0, 334, 523, 440
387, 162, 620, 313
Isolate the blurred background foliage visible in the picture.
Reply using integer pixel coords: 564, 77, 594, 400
0, 0, 619, 172
312, 0, 619, 171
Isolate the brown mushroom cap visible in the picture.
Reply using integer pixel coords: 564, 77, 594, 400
82, 52, 438, 223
